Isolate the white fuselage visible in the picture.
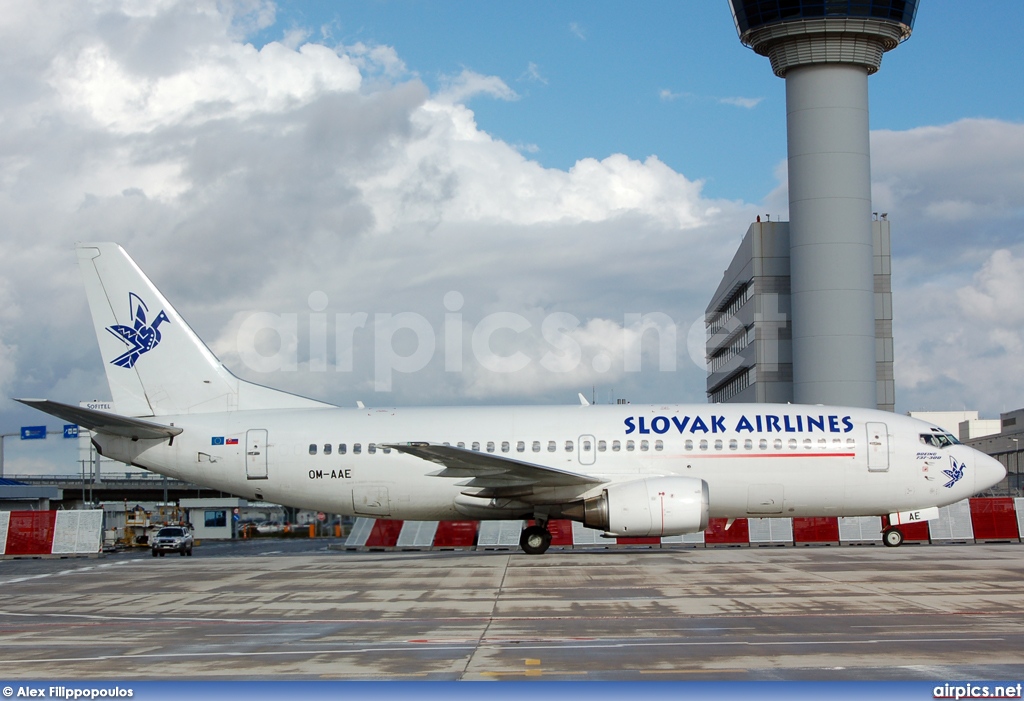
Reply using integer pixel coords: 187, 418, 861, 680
92, 403, 1003, 527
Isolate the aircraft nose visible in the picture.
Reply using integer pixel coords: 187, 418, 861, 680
974, 451, 1007, 492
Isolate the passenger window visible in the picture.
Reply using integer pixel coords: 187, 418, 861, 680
728, 439, 738, 451
758, 439, 768, 450
743, 439, 753, 450
532, 441, 541, 452
788, 439, 797, 450
598, 440, 607, 452
339, 443, 347, 455
486, 441, 495, 453
517, 441, 525, 452
308, 444, 317, 455
368, 443, 376, 454
472, 441, 480, 451
323, 444, 332, 455
654, 440, 663, 451
565, 440, 574, 452
640, 440, 649, 451
818, 438, 826, 447
353, 443, 362, 454
457, 442, 465, 449
547, 441, 556, 452
685, 439, 693, 451
699, 439, 708, 451
382, 446, 391, 454
582, 440, 592, 451
714, 439, 723, 451
773, 439, 782, 450
626, 440, 635, 452
612, 440, 621, 452
803, 438, 812, 450
501, 441, 510, 453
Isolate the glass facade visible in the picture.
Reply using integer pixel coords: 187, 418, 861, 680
730, 0, 917, 36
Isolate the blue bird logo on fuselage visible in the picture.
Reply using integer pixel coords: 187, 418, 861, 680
106, 292, 170, 369
942, 457, 966, 489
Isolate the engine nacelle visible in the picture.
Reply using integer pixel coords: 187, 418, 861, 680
574, 476, 709, 537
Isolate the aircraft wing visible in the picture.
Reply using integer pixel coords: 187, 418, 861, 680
15, 399, 182, 441
384, 442, 603, 491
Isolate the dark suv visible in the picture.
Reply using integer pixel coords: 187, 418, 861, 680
151, 526, 194, 557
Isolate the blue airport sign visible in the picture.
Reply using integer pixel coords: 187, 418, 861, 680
21, 425, 47, 440
64, 424, 79, 439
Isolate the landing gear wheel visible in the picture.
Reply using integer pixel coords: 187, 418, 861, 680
151, 550, 157, 558
519, 525, 553, 555
883, 527, 904, 548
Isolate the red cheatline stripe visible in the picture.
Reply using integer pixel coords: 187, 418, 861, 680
676, 452, 857, 459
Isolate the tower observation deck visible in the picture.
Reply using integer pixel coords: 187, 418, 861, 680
728, 0, 916, 409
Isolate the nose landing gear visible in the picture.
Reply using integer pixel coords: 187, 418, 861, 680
882, 527, 904, 547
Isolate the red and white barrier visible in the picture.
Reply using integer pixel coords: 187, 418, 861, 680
340, 498, 1022, 551
0, 510, 103, 556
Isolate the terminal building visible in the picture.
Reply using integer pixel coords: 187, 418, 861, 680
705, 217, 894, 411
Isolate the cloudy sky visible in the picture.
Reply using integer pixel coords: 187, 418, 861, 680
2, 1, 1023, 473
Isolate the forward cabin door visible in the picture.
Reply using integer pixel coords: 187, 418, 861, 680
866, 422, 889, 472
246, 429, 268, 480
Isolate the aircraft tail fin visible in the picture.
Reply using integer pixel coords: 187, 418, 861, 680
76, 243, 332, 416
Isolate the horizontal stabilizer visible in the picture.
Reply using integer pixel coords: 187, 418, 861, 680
15, 399, 182, 441
384, 442, 603, 489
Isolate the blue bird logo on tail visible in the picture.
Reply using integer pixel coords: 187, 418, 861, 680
942, 456, 966, 489
106, 292, 170, 368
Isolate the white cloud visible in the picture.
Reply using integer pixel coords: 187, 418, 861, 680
435, 69, 518, 105
1, 0, 758, 446
521, 62, 547, 85
569, 22, 586, 40
717, 96, 763, 109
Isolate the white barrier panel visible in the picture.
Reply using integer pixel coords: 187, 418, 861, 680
52, 510, 103, 554
1016, 499, 1024, 543
748, 517, 795, 544
344, 517, 375, 547
477, 520, 523, 547
571, 521, 606, 546
662, 531, 706, 545
0, 512, 9, 556
929, 499, 974, 541
838, 516, 882, 543
397, 520, 438, 547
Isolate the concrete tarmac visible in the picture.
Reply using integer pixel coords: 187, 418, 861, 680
0, 541, 1022, 681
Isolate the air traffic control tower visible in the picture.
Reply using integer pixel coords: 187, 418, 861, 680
728, 1, 916, 409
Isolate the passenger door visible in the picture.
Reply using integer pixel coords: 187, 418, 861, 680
246, 429, 268, 480
866, 422, 889, 472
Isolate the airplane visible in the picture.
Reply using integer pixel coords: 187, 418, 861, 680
18, 243, 1006, 554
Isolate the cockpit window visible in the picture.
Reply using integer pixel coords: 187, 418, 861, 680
919, 432, 959, 448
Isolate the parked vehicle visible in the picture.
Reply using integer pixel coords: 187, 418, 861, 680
150, 526, 194, 557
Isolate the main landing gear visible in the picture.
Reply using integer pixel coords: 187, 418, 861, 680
519, 521, 553, 555
883, 527, 905, 548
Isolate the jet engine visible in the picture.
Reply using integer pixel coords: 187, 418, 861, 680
565, 476, 709, 537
